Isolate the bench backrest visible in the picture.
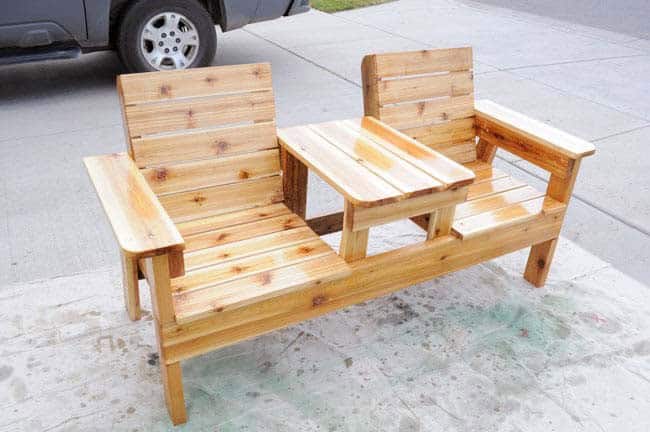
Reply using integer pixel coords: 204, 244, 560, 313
361, 47, 476, 163
117, 64, 283, 223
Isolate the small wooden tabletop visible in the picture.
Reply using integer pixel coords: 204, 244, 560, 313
277, 117, 475, 207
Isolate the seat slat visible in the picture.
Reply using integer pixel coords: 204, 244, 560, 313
379, 71, 474, 106
184, 213, 306, 252
118, 63, 272, 105
453, 197, 566, 239
184, 226, 316, 271
455, 185, 544, 220
173, 252, 351, 323
177, 203, 291, 237
124, 90, 275, 137
310, 122, 443, 195
378, 94, 475, 131
159, 176, 283, 222
372, 47, 473, 78
173, 239, 333, 294
142, 149, 281, 195
131, 122, 278, 168
466, 176, 526, 201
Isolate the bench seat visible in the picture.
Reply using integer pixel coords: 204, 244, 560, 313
169, 204, 351, 324
452, 161, 566, 239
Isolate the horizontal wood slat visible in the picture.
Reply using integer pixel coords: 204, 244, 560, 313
183, 213, 306, 252
173, 252, 351, 323
118, 63, 273, 105
278, 125, 402, 206
131, 122, 278, 168
184, 226, 316, 271
455, 185, 544, 220
141, 150, 281, 195
371, 47, 473, 78
402, 118, 476, 147
346, 117, 475, 188
177, 203, 290, 237
173, 239, 333, 294
378, 94, 475, 131
453, 196, 565, 239
310, 122, 443, 195
466, 176, 526, 201
125, 90, 275, 137
379, 71, 474, 106
159, 176, 283, 222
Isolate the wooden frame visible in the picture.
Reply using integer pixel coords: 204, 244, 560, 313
84, 55, 594, 426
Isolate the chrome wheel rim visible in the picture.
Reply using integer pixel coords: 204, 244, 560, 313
140, 12, 200, 70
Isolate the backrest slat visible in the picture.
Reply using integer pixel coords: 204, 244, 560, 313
362, 48, 477, 163
118, 64, 282, 223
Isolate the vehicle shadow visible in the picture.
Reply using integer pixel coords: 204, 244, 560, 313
0, 51, 126, 101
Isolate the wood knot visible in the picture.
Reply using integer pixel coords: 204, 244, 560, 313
219, 253, 230, 259
257, 272, 272, 286
159, 85, 171, 96
216, 233, 228, 241
231, 265, 245, 274
312, 295, 326, 306
153, 168, 168, 182
213, 140, 229, 154
537, 258, 546, 269
417, 102, 426, 116
298, 245, 314, 254
212, 304, 224, 313
187, 108, 194, 117
204, 76, 217, 84
192, 194, 207, 205
238, 170, 250, 179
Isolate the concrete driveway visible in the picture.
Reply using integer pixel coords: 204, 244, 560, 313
1, 0, 649, 430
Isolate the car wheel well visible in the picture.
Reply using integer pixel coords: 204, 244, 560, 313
109, 0, 220, 46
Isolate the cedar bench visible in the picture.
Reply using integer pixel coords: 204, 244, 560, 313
84, 50, 594, 425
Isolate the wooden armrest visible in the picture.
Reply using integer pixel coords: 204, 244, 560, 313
474, 100, 595, 175
84, 153, 184, 257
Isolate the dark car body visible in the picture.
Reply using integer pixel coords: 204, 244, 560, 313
0, 0, 308, 57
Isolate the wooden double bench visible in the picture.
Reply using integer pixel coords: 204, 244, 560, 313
85, 48, 594, 425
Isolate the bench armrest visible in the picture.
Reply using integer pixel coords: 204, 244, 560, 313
474, 100, 595, 177
84, 153, 184, 257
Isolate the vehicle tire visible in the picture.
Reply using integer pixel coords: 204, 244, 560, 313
117, 0, 216, 72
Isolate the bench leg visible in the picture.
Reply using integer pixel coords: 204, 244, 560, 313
161, 361, 188, 425
120, 251, 141, 321
524, 238, 558, 287
426, 206, 456, 240
340, 201, 369, 262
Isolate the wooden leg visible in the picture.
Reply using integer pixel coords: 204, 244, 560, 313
340, 201, 368, 262
476, 138, 497, 163
161, 361, 187, 425
524, 238, 558, 287
426, 206, 456, 240
120, 251, 141, 321
280, 146, 308, 218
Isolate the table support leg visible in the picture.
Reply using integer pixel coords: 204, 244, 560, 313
427, 206, 456, 240
280, 147, 308, 218
340, 201, 369, 261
